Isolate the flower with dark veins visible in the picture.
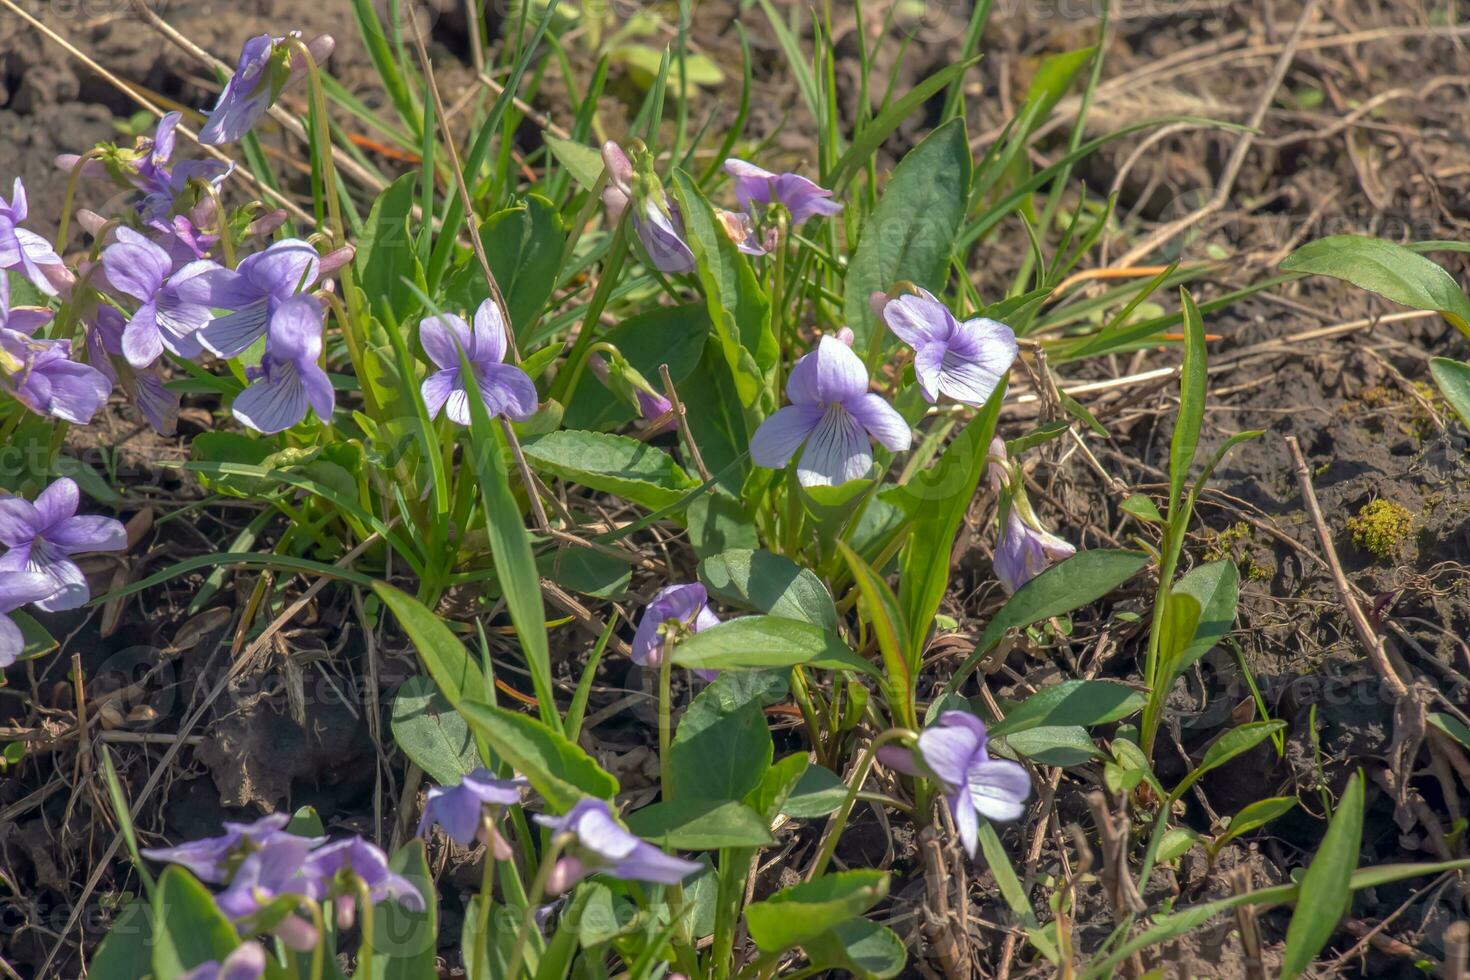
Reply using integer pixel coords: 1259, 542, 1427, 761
748, 335, 911, 487
0, 478, 127, 612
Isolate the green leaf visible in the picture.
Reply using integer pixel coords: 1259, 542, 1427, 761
671, 616, 879, 678
1216, 797, 1297, 851
1121, 494, 1164, 523
459, 368, 558, 727
90, 897, 154, 980
844, 118, 973, 349
1157, 827, 1201, 864
1429, 357, 1470, 430
950, 551, 1149, 693
1282, 236, 1470, 333
391, 676, 479, 787
1170, 288, 1208, 511
626, 799, 774, 849
1157, 591, 1203, 685
995, 725, 1100, 766
687, 491, 760, 559
698, 548, 838, 629
749, 752, 810, 823
889, 384, 1006, 657
355, 172, 424, 323
151, 867, 240, 976
459, 700, 619, 811
1281, 772, 1365, 979
803, 916, 908, 979
745, 870, 889, 953
544, 134, 604, 191
781, 764, 848, 819
9, 610, 55, 661
522, 429, 697, 512
989, 680, 1146, 737
359, 840, 438, 979
1172, 721, 1288, 802
669, 170, 775, 422
538, 545, 631, 601
836, 540, 914, 728
1173, 560, 1239, 671
52, 453, 120, 504
1429, 712, 1470, 750
669, 672, 776, 803
567, 881, 639, 946
445, 195, 565, 340
372, 582, 487, 709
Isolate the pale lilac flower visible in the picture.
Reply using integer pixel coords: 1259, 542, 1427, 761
201, 34, 336, 145
630, 584, 718, 678
723, 159, 842, 224
635, 200, 697, 274
80, 303, 178, 436
196, 238, 322, 358
418, 769, 526, 848
304, 837, 426, 912
231, 294, 333, 434
749, 335, 911, 487
0, 178, 66, 297
178, 942, 268, 980
0, 571, 58, 668
600, 142, 695, 274
216, 834, 324, 921
141, 813, 301, 884
0, 324, 111, 426
419, 299, 537, 425
878, 712, 1030, 858
535, 798, 701, 891
0, 479, 126, 612
148, 214, 219, 266
994, 507, 1075, 594
101, 227, 219, 368
872, 288, 1016, 406
987, 438, 1074, 593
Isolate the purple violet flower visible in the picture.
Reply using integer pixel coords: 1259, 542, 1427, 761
131, 113, 232, 220
201, 33, 336, 145
0, 274, 55, 336
0, 331, 112, 426
872, 288, 1017, 406
715, 207, 773, 256
178, 942, 268, 980
216, 833, 324, 921
535, 798, 701, 892
0, 478, 126, 612
101, 227, 219, 368
630, 584, 719, 679
600, 142, 695, 274
878, 712, 1031, 858
0, 178, 66, 297
195, 238, 323, 359
0, 570, 59, 668
418, 769, 526, 848
723, 159, 842, 225
141, 813, 301, 884
987, 438, 1075, 593
231, 294, 334, 434
419, 299, 538, 425
749, 335, 911, 487
304, 837, 426, 912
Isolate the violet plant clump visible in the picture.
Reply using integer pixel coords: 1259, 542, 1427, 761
9, 4, 1400, 977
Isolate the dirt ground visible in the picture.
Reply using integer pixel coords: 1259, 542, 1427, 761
2, 0, 1469, 977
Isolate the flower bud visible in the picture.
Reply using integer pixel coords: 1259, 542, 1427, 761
546, 856, 587, 896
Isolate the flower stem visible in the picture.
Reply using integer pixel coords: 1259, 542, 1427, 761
806, 727, 914, 881
505, 835, 567, 979
474, 812, 499, 980
55, 148, 102, 255
658, 647, 674, 795
356, 880, 375, 980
